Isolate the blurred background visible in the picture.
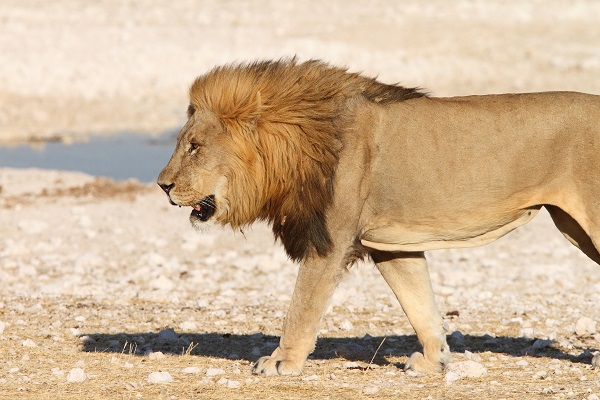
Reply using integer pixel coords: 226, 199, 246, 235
1, 0, 599, 181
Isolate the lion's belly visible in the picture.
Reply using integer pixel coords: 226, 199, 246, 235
360, 206, 541, 252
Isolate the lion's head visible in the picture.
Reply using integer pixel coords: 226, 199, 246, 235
158, 58, 424, 261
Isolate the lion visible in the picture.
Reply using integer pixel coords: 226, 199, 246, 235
158, 58, 600, 375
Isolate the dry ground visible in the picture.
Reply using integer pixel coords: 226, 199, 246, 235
1, 171, 600, 400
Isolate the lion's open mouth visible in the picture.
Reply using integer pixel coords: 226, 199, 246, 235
190, 195, 216, 222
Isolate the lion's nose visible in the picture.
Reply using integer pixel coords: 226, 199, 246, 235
158, 182, 174, 194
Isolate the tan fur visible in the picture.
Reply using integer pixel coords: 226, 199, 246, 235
158, 58, 600, 375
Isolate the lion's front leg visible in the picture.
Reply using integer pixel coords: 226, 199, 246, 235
252, 252, 346, 376
372, 251, 450, 373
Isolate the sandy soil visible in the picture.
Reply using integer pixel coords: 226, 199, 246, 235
2, 1, 600, 399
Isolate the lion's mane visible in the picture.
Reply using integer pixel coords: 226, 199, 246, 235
189, 58, 425, 261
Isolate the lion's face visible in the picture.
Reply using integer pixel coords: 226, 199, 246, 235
157, 107, 229, 229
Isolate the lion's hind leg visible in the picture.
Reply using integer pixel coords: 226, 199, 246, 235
546, 205, 600, 368
546, 205, 600, 265
372, 251, 450, 373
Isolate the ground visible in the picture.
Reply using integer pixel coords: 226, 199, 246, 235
1, 1, 600, 399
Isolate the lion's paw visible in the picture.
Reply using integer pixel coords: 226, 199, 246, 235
404, 351, 448, 374
251, 356, 303, 376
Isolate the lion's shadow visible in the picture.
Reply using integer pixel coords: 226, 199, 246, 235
80, 330, 595, 367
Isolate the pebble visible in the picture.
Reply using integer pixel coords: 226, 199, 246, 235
157, 328, 179, 342
576, 317, 597, 336
520, 327, 535, 338
148, 351, 165, 360
147, 371, 173, 384
0, 321, 5, 335
446, 361, 488, 379
533, 370, 548, 379
180, 367, 201, 374
217, 378, 240, 388
206, 367, 225, 376
445, 371, 461, 382
66, 368, 87, 383
301, 374, 319, 381
179, 321, 197, 331
364, 386, 379, 394
339, 319, 354, 331
149, 275, 175, 291
516, 360, 529, 367
22, 339, 36, 348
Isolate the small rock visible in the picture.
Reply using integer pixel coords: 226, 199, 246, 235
520, 328, 535, 338
206, 367, 225, 376
363, 386, 379, 394
516, 360, 529, 367
180, 367, 201, 374
66, 368, 87, 383
301, 374, 319, 381
576, 317, 597, 336
533, 370, 548, 379
226, 380, 240, 388
449, 331, 465, 346
148, 351, 165, 360
447, 360, 487, 379
22, 339, 36, 348
343, 361, 360, 369
587, 394, 599, 400
149, 275, 175, 291
445, 371, 461, 382
158, 328, 178, 341
0, 321, 5, 335
532, 339, 553, 350
147, 371, 173, 384
179, 321, 197, 331
339, 319, 354, 331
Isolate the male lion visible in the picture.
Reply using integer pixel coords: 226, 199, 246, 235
158, 58, 600, 375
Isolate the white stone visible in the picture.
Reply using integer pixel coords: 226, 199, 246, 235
226, 380, 240, 388
0, 321, 5, 335
147, 371, 173, 384
520, 327, 535, 338
149, 275, 175, 291
445, 371, 461, 382
516, 360, 529, 367
206, 367, 225, 376
364, 387, 379, 394
148, 351, 165, 360
343, 361, 360, 369
180, 366, 201, 374
66, 368, 87, 383
447, 360, 487, 379
575, 317, 596, 336
22, 339, 36, 348
339, 319, 354, 331
179, 321, 197, 331
301, 374, 319, 381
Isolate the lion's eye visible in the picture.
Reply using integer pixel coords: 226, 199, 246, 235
188, 142, 200, 154
187, 104, 196, 118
